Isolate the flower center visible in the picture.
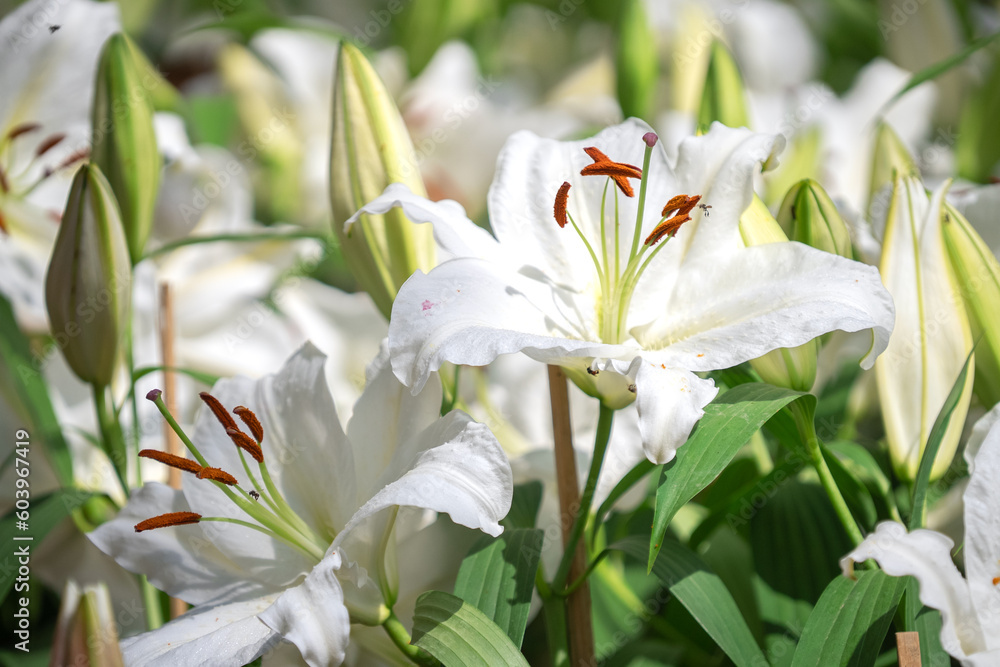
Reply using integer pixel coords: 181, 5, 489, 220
0, 122, 87, 233
137, 389, 328, 563
552, 131, 699, 345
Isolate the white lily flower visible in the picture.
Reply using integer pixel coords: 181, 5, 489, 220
352, 119, 895, 464
0, 0, 120, 331
840, 406, 1000, 666
90, 343, 512, 666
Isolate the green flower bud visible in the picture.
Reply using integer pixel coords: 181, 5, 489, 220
942, 201, 1000, 406
697, 40, 749, 134
51, 580, 124, 667
45, 164, 131, 387
616, 0, 659, 120
777, 179, 853, 258
741, 195, 819, 391
331, 42, 436, 319
91, 33, 161, 264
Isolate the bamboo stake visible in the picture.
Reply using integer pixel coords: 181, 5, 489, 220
897, 632, 921, 667
547, 365, 594, 666
159, 282, 188, 619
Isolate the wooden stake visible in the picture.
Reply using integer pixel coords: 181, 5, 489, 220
547, 365, 594, 666
158, 282, 188, 619
897, 631, 921, 667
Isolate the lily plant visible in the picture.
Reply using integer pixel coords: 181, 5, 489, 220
351, 119, 895, 466
90, 343, 512, 666
841, 407, 1000, 666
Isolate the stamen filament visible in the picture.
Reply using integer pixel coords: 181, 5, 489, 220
567, 212, 606, 293
259, 460, 328, 545
235, 446, 284, 517
200, 517, 325, 561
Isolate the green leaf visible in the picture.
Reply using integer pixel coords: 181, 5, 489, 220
453, 528, 543, 648
822, 445, 878, 530
501, 481, 543, 531
957, 47, 1000, 182
902, 578, 948, 665
0, 490, 93, 604
791, 570, 907, 667
616, 536, 768, 667
0, 295, 73, 486
882, 31, 1000, 113
649, 382, 806, 570
909, 349, 975, 529
411, 591, 530, 666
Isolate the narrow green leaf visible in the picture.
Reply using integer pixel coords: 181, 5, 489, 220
131, 365, 221, 389
649, 382, 806, 570
0, 490, 94, 603
411, 591, 530, 667
902, 578, 948, 665
617, 536, 768, 667
909, 350, 975, 529
882, 31, 1000, 113
501, 481, 543, 531
453, 528, 543, 648
791, 570, 907, 667
0, 295, 73, 486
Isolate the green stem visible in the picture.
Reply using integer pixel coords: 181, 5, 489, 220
627, 141, 656, 260
140, 575, 163, 631
383, 611, 437, 666
126, 320, 141, 485
562, 549, 611, 596
790, 401, 864, 546
541, 592, 569, 667
141, 230, 329, 260
552, 404, 615, 591
93, 384, 129, 494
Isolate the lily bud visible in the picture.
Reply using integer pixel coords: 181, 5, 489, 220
331, 42, 435, 319
876, 176, 974, 482
869, 121, 917, 222
91, 33, 161, 264
50, 580, 124, 667
741, 195, 818, 391
942, 201, 1000, 406
777, 179, 853, 258
45, 164, 131, 387
697, 40, 749, 134
616, 0, 658, 120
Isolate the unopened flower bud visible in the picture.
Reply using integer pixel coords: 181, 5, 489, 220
331, 42, 435, 319
50, 580, 124, 667
869, 122, 918, 221
741, 195, 818, 391
616, 0, 659, 120
777, 179, 853, 258
697, 40, 749, 134
942, 201, 1000, 406
877, 176, 973, 482
91, 33, 161, 264
45, 164, 131, 386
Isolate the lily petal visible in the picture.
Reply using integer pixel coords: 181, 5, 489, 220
258, 551, 350, 667
841, 521, 984, 660
334, 411, 513, 544
619, 360, 718, 464
633, 242, 894, 371
389, 257, 633, 392
120, 595, 280, 667
345, 182, 500, 261
961, 418, 1000, 652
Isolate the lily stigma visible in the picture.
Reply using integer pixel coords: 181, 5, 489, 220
142, 389, 329, 563
552, 131, 702, 347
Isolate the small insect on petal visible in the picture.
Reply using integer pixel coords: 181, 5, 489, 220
554, 181, 571, 229
135, 512, 202, 533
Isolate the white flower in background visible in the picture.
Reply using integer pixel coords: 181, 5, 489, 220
90, 343, 512, 666
841, 406, 1000, 666
353, 119, 895, 464
0, 0, 120, 331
